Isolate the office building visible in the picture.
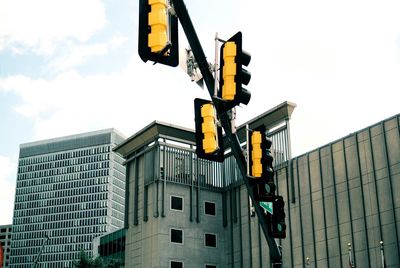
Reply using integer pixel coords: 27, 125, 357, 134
0, 224, 12, 267
10, 129, 126, 267
115, 102, 399, 267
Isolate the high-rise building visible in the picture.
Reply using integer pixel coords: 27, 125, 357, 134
0, 224, 12, 267
10, 129, 126, 267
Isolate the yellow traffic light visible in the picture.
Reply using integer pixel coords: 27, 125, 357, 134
194, 99, 224, 162
222, 42, 237, 101
201, 103, 218, 154
148, 0, 168, 53
138, 0, 178, 66
218, 31, 251, 110
251, 131, 263, 178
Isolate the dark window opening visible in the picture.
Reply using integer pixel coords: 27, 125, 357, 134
204, 202, 216, 216
171, 196, 183, 211
204, 233, 216, 248
171, 229, 183, 244
170, 261, 183, 268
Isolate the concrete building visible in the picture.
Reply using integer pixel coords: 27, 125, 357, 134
0, 224, 12, 267
272, 113, 400, 268
10, 129, 126, 267
114, 102, 295, 267
115, 101, 399, 267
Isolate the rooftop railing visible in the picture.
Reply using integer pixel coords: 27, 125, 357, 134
143, 123, 291, 190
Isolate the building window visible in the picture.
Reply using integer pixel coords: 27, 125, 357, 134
170, 228, 183, 244
204, 201, 216, 216
205, 265, 217, 268
204, 233, 217, 248
170, 196, 183, 211
170, 260, 184, 268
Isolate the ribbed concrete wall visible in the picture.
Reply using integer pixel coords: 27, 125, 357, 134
227, 114, 400, 267
124, 114, 399, 267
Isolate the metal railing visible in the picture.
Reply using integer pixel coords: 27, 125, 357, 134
143, 125, 290, 190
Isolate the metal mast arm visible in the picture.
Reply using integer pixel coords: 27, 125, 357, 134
171, 0, 282, 265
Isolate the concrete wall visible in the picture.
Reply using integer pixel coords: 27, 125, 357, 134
124, 114, 400, 267
223, 115, 400, 267
124, 154, 228, 267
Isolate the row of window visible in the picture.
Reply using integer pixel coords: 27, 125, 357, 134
170, 228, 217, 248
17, 175, 109, 193
111, 209, 125, 221
12, 225, 107, 245
11, 247, 89, 264
111, 201, 124, 214
170, 195, 216, 216
111, 191, 125, 205
17, 167, 110, 183
170, 261, 217, 268
14, 198, 107, 219
15, 186, 108, 210
112, 175, 125, 189
18, 146, 111, 167
14, 215, 107, 235
13, 209, 108, 233
14, 193, 108, 214
18, 155, 110, 175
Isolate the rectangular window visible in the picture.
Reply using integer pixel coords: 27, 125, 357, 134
170, 261, 184, 268
205, 265, 217, 268
170, 196, 183, 211
204, 201, 216, 216
204, 233, 217, 248
170, 228, 183, 244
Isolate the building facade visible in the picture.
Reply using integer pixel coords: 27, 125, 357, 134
10, 129, 126, 267
97, 228, 126, 266
0, 224, 12, 267
115, 102, 399, 267
114, 102, 295, 267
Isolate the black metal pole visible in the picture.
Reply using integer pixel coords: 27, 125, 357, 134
171, 0, 282, 265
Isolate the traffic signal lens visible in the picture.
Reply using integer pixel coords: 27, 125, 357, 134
222, 42, 237, 101
201, 103, 218, 154
251, 131, 263, 178
148, 0, 168, 53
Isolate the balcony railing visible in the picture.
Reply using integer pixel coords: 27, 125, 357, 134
143, 124, 290, 190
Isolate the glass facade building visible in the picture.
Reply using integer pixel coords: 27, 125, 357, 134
10, 129, 126, 267
98, 228, 126, 265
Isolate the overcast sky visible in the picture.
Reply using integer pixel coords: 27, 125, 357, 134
1, 0, 399, 225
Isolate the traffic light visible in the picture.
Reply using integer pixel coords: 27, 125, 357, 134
267, 195, 286, 239
218, 31, 251, 110
138, 0, 179, 66
194, 98, 224, 162
247, 125, 275, 201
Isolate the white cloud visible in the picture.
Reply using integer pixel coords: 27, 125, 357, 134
0, 0, 106, 54
0, 57, 206, 141
49, 35, 128, 71
0, 155, 16, 225
50, 43, 108, 71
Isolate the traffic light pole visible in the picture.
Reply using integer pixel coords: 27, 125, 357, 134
171, 0, 283, 266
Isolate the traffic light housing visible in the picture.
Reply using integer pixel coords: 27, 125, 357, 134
267, 195, 286, 239
138, 0, 179, 66
247, 125, 276, 201
194, 98, 224, 162
218, 31, 251, 110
